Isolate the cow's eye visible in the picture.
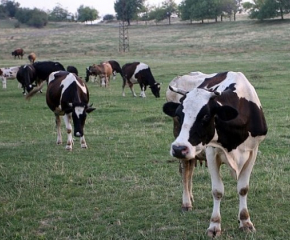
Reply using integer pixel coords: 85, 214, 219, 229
202, 115, 210, 125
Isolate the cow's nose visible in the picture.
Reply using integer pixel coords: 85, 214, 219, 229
172, 145, 189, 159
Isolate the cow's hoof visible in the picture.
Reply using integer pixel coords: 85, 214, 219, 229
81, 144, 88, 149
57, 141, 62, 145
181, 206, 192, 211
65, 146, 72, 151
239, 223, 256, 232
207, 227, 221, 238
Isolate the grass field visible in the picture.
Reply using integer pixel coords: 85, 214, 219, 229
0, 17, 290, 239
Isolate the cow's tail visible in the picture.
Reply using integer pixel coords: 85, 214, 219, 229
25, 81, 46, 101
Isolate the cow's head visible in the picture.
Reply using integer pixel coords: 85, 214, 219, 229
163, 87, 238, 160
85, 66, 92, 82
150, 82, 161, 98
64, 103, 96, 137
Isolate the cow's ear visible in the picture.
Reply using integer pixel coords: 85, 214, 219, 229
214, 105, 238, 121
86, 107, 96, 113
163, 102, 180, 117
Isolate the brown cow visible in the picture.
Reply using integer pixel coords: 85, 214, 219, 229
12, 48, 24, 59
28, 53, 36, 64
88, 62, 113, 87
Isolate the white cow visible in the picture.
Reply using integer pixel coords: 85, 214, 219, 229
0, 66, 20, 89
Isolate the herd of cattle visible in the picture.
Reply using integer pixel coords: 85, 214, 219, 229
1, 49, 268, 237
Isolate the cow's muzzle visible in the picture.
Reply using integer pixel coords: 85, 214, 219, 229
172, 145, 189, 159
74, 132, 83, 137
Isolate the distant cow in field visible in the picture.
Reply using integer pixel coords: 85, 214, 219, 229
28, 53, 36, 64
86, 62, 113, 87
18, 61, 65, 96
12, 48, 24, 59
67, 66, 79, 76
163, 71, 267, 237
121, 62, 160, 98
0, 66, 20, 89
46, 71, 95, 150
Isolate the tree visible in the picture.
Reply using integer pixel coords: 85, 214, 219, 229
103, 14, 114, 21
1, 0, 19, 17
77, 5, 99, 23
114, 0, 145, 25
243, 0, 290, 20
15, 7, 48, 28
49, 4, 69, 21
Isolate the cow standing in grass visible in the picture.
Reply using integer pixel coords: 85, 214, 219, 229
86, 63, 113, 87
18, 61, 65, 95
0, 66, 20, 89
163, 71, 267, 237
46, 71, 95, 150
12, 48, 24, 59
28, 53, 36, 64
121, 62, 160, 98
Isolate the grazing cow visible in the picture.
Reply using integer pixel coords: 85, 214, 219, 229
12, 48, 24, 59
163, 71, 267, 237
0, 66, 20, 89
86, 63, 113, 87
67, 65, 79, 76
18, 61, 65, 96
46, 71, 95, 150
121, 62, 160, 98
28, 53, 36, 64
16, 64, 37, 94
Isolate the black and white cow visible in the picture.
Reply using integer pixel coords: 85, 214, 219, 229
121, 62, 160, 98
0, 66, 20, 89
18, 61, 65, 96
163, 71, 267, 237
46, 71, 95, 150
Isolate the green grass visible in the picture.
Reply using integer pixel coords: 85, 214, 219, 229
0, 17, 290, 239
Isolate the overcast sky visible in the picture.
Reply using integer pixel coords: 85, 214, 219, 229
16, 0, 182, 16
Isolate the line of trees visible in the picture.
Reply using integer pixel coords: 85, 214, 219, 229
0, 0, 99, 28
1, 0, 289, 28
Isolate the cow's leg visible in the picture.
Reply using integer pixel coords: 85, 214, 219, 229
128, 82, 136, 97
206, 147, 223, 238
55, 114, 62, 145
63, 114, 73, 150
2, 77, 6, 89
80, 136, 87, 149
180, 159, 195, 211
139, 84, 146, 98
113, 71, 116, 80
237, 148, 257, 232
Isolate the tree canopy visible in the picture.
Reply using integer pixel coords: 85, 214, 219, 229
114, 0, 145, 25
243, 0, 290, 20
77, 5, 99, 23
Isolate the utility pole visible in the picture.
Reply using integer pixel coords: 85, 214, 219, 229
119, 1, 129, 52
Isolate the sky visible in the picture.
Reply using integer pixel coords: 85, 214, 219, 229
15, 0, 182, 17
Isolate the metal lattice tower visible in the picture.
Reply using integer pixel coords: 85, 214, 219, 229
119, 20, 129, 52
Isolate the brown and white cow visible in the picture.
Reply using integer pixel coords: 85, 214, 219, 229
12, 48, 24, 59
163, 71, 267, 237
46, 71, 95, 150
122, 62, 160, 98
87, 63, 113, 87
28, 53, 36, 64
0, 66, 20, 89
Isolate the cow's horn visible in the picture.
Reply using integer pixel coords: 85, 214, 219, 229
169, 85, 188, 96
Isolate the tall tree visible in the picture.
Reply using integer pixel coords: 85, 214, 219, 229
114, 0, 144, 25
77, 5, 99, 23
243, 0, 290, 20
1, 0, 19, 17
49, 4, 69, 22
